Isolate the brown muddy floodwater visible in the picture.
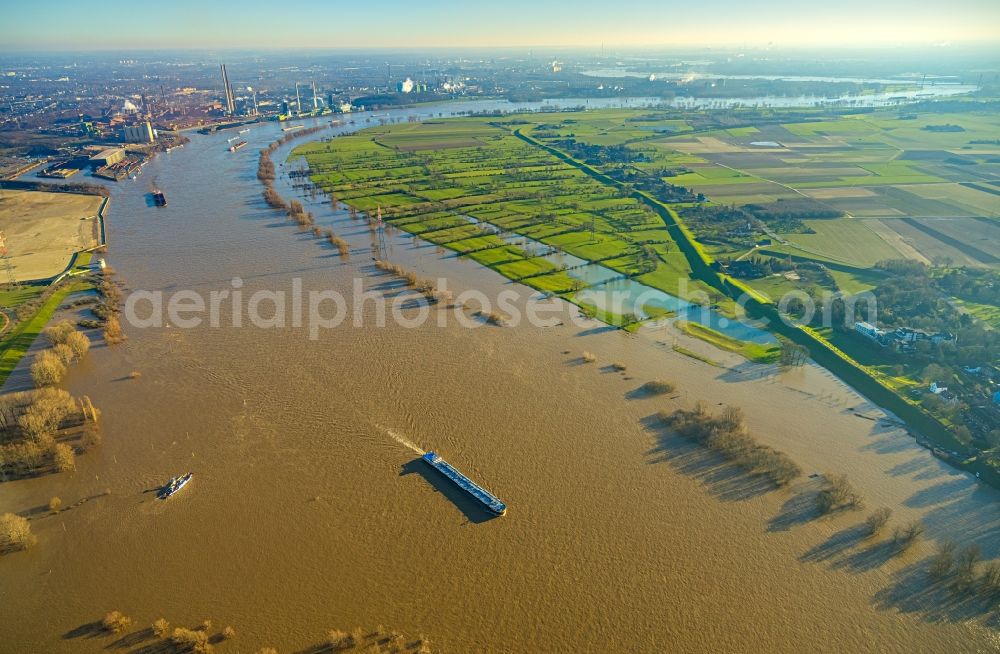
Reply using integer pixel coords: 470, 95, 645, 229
2, 104, 999, 654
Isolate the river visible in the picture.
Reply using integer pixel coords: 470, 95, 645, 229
580, 70, 979, 107
1, 98, 998, 653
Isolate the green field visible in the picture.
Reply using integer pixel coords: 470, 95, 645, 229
781, 217, 905, 266
294, 119, 722, 318
675, 321, 781, 364
630, 109, 1000, 276
0, 253, 95, 385
955, 298, 1000, 329
298, 106, 1000, 308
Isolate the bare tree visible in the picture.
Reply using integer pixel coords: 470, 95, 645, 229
31, 350, 67, 387
865, 508, 892, 537
954, 545, 982, 590
0, 513, 35, 552
929, 540, 957, 579
816, 474, 863, 514
101, 611, 132, 634
152, 618, 170, 638
893, 521, 924, 552
53, 443, 75, 472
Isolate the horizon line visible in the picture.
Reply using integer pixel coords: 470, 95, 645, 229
3, 41, 1000, 55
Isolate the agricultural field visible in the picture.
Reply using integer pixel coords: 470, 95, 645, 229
293, 118, 725, 322
510, 107, 999, 281
780, 217, 906, 266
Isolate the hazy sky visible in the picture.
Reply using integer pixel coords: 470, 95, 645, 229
4, 0, 1000, 50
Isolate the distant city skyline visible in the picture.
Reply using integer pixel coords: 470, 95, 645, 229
4, 0, 1000, 50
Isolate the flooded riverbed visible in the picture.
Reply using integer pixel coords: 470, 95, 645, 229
1, 100, 998, 653
454, 214, 775, 343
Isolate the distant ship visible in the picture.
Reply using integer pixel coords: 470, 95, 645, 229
422, 451, 506, 516
281, 124, 304, 132
152, 189, 167, 207
238, 127, 250, 134
227, 136, 240, 143
229, 140, 248, 152
158, 472, 193, 499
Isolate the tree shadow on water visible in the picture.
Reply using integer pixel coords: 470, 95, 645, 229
573, 325, 617, 337
767, 479, 825, 532
886, 456, 931, 478
799, 523, 871, 565
872, 560, 1000, 628
126, 639, 179, 654
902, 477, 970, 510
643, 416, 777, 503
400, 459, 499, 525
833, 538, 905, 574
795, 518, 902, 573
63, 621, 106, 640
106, 627, 154, 650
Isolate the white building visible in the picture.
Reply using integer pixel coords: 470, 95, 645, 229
854, 321, 884, 340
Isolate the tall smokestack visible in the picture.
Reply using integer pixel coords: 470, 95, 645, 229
220, 64, 235, 115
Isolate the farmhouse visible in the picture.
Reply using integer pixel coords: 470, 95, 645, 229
892, 327, 956, 345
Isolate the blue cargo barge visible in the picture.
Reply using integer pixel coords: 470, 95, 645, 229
422, 451, 507, 516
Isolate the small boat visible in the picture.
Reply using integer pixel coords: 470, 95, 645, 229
281, 124, 304, 132
238, 127, 250, 134
228, 140, 248, 152
157, 472, 193, 499
227, 135, 240, 143
152, 190, 167, 207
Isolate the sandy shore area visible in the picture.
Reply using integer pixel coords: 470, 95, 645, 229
0, 189, 102, 282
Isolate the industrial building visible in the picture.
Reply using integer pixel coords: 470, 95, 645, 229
122, 121, 155, 144
89, 147, 125, 168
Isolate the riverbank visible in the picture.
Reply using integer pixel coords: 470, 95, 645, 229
0, 253, 95, 387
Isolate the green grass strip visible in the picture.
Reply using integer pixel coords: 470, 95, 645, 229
675, 320, 780, 364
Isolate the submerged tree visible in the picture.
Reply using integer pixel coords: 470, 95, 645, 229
0, 513, 35, 553
779, 340, 809, 367
101, 611, 132, 634
865, 508, 892, 537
